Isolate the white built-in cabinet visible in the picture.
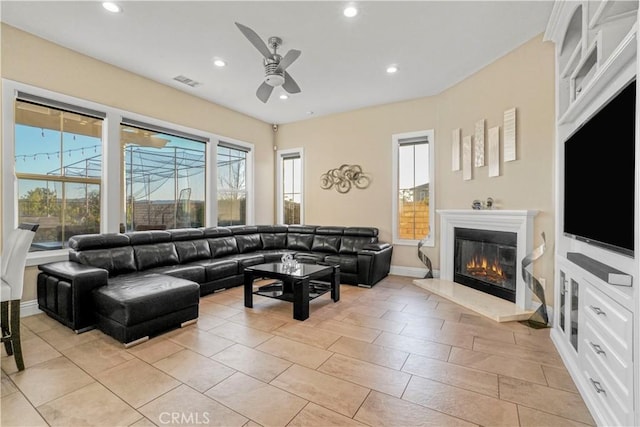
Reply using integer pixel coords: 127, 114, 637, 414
545, 1, 639, 426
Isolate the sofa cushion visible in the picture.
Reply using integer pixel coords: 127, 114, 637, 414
202, 227, 232, 238
256, 249, 295, 263
287, 233, 314, 251
95, 273, 199, 326
148, 264, 206, 284
174, 240, 211, 263
324, 254, 358, 274
208, 236, 239, 258
261, 233, 287, 250
225, 253, 265, 268
70, 246, 137, 277
339, 236, 376, 254
170, 228, 204, 241
127, 230, 172, 245
236, 234, 263, 253
294, 252, 326, 263
192, 259, 239, 281
312, 235, 341, 253
69, 233, 130, 251
134, 243, 179, 271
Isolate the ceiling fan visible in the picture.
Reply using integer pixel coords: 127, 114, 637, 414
235, 22, 302, 103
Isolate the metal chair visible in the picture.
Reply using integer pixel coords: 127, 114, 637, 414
1, 223, 39, 371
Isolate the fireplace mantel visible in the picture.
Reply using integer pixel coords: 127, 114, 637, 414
437, 209, 539, 309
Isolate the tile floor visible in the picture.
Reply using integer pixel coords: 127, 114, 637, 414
1, 275, 595, 426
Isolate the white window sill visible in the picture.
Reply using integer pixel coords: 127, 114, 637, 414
26, 249, 69, 267
393, 238, 434, 247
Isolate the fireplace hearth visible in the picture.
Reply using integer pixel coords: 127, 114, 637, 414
454, 227, 517, 302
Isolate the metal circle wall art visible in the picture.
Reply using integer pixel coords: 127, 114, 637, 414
320, 164, 371, 193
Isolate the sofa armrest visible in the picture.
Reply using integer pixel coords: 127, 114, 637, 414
357, 243, 393, 286
38, 261, 108, 332
361, 242, 391, 252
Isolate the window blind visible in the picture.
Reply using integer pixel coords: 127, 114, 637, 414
121, 117, 208, 143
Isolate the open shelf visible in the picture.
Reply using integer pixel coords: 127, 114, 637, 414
559, 24, 636, 124
254, 280, 332, 302
589, 0, 638, 29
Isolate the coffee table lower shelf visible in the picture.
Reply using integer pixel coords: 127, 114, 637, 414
254, 281, 332, 302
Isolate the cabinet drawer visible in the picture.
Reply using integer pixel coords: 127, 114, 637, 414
582, 350, 634, 427
583, 284, 632, 356
582, 320, 632, 393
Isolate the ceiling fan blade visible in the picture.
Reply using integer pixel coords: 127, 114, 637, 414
282, 72, 301, 94
235, 22, 272, 59
276, 49, 301, 73
256, 81, 274, 103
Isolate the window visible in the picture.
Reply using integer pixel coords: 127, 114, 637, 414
121, 121, 206, 231
277, 149, 303, 224
13, 97, 104, 250
217, 143, 248, 226
392, 130, 435, 246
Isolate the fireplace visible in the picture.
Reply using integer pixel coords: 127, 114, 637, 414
437, 209, 539, 309
454, 227, 517, 302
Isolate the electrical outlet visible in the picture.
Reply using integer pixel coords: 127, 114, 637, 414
539, 278, 546, 290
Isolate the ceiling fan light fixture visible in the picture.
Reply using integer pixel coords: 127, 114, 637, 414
102, 2, 122, 13
265, 74, 285, 87
279, 94, 289, 100
343, 5, 358, 18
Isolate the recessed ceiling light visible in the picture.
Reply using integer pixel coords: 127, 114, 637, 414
102, 2, 122, 13
213, 59, 226, 67
386, 65, 398, 74
279, 94, 289, 100
307, 111, 314, 115
343, 6, 358, 18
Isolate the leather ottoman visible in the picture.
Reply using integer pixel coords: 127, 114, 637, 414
92, 273, 200, 346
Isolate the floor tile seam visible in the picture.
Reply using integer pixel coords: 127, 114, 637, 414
34, 380, 144, 425
327, 344, 410, 371
510, 400, 595, 426
311, 357, 410, 399
208, 350, 294, 384
9, 363, 97, 409
150, 352, 238, 392
445, 344, 550, 384
380, 387, 488, 427
267, 362, 370, 412
496, 374, 595, 424
145, 380, 250, 425
349, 388, 374, 426
401, 361, 503, 397
91, 360, 184, 410
10, 388, 57, 427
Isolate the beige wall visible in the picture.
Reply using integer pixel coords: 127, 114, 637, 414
1, 24, 274, 301
2, 25, 556, 306
276, 34, 556, 302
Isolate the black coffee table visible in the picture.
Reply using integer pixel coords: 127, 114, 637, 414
243, 262, 340, 321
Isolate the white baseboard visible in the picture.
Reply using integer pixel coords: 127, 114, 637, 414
21, 299, 42, 317
390, 265, 440, 278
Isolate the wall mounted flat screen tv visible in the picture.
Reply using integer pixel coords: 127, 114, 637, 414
564, 79, 636, 257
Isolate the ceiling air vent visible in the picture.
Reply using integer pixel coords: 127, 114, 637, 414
173, 75, 202, 88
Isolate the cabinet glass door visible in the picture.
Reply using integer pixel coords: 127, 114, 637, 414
570, 278, 579, 351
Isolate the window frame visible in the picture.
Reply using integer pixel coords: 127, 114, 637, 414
3, 79, 253, 265
391, 129, 435, 247
215, 138, 255, 226
276, 148, 304, 225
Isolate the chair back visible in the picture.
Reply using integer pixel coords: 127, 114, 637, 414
1, 223, 39, 300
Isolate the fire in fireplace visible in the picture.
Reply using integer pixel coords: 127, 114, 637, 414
454, 227, 517, 302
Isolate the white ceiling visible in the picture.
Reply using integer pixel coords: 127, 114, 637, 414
1, 1, 554, 124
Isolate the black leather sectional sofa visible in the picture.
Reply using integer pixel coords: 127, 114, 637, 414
37, 225, 392, 345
